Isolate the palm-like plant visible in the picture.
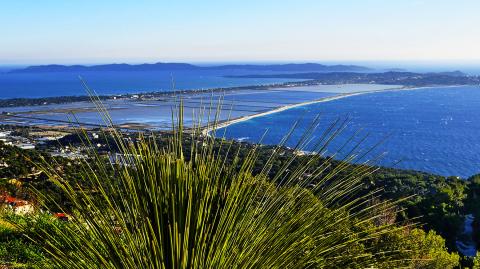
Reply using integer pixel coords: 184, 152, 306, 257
17, 97, 411, 268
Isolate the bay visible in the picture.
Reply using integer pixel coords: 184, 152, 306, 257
220, 86, 480, 178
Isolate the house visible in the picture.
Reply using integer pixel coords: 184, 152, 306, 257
13, 203, 34, 215
0, 131, 12, 144
16, 143, 35, 150
1, 194, 35, 215
54, 213, 69, 221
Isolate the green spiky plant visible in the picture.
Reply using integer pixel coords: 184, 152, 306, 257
11, 93, 419, 268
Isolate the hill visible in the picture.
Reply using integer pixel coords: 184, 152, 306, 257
9, 62, 371, 73
227, 71, 480, 86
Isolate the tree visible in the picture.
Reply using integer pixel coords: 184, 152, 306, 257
369, 228, 460, 268
473, 252, 480, 269
11, 106, 435, 269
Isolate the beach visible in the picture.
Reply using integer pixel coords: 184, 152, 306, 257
0, 84, 401, 130
202, 86, 410, 135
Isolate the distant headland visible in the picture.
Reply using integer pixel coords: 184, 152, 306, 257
8, 62, 371, 73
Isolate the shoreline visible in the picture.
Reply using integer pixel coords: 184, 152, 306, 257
201, 84, 469, 136
1, 83, 471, 133
0, 80, 311, 108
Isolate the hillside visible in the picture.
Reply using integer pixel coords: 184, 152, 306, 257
0, 132, 468, 268
227, 71, 480, 86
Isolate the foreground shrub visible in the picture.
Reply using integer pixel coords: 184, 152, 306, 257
8, 102, 460, 268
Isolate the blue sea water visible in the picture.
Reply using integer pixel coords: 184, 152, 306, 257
0, 70, 303, 99
220, 86, 480, 178
1, 66, 480, 178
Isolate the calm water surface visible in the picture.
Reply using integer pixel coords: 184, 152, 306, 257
0, 70, 304, 99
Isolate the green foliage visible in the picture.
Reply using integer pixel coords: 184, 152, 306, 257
0, 134, 466, 268
467, 174, 480, 247
0, 100, 466, 267
0, 213, 63, 268
361, 169, 468, 250
12, 102, 441, 269
473, 252, 480, 268
370, 228, 460, 268
0, 141, 38, 178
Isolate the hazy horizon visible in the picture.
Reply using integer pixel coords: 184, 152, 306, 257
3, 60, 480, 76
2, 1, 480, 65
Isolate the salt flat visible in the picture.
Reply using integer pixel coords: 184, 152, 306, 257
0, 84, 401, 130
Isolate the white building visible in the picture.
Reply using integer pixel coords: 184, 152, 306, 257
0, 131, 11, 138
16, 143, 35, 150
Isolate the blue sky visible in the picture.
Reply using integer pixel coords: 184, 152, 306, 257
1, 0, 479, 64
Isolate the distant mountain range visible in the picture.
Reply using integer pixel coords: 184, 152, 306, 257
9, 62, 371, 73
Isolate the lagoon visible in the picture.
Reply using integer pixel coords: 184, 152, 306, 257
2, 82, 479, 178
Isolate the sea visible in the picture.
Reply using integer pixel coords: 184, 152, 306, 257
220, 86, 480, 178
0, 67, 479, 178
0, 69, 303, 99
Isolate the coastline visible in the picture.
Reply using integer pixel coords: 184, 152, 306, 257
1, 83, 472, 133
0, 80, 310, 108
201, 84, 469, 136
